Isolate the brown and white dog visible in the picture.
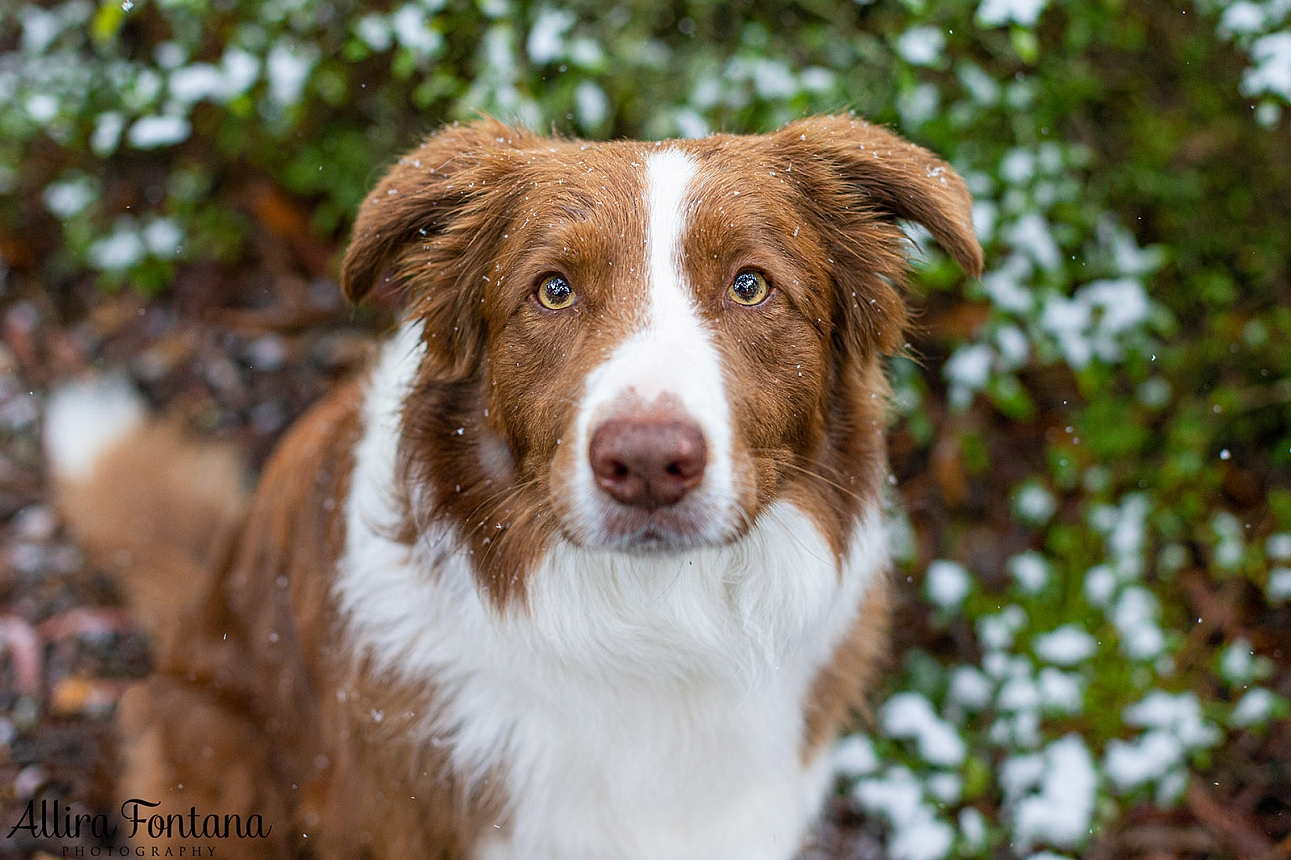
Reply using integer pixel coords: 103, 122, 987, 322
44, 116, 980, 859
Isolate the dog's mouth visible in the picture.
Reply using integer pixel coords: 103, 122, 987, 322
587, 505, 727, 553
558, 488, 748, 554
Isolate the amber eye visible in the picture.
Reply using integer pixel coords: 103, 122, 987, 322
537, 274, 575, 310
729, 271, 770, 306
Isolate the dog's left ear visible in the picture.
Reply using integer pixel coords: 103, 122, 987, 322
774, 115, 983, 279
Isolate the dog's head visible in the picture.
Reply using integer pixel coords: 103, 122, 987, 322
341, 117, 981, 606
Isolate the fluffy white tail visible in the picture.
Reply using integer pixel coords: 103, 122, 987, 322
44, 377, 249, 659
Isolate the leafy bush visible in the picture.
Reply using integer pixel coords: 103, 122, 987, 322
3, 0, 1289, 858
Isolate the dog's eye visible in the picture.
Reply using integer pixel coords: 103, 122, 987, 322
537, 275, 576, 310
729, 271, 770, 306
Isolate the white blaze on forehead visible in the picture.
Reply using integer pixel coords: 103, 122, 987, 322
646, 148, 697, 326
569, 148, 739, 542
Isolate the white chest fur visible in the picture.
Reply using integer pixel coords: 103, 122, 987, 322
335, 328, 888, 860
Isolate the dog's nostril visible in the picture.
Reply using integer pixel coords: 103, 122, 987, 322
589, 418, 707, 510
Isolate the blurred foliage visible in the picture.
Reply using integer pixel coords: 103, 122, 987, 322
2, 0, 1290, 857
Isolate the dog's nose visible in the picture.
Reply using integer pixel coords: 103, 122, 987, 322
589, 418, 707, 510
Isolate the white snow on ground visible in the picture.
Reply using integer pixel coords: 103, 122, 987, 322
1219, 1, 1266, 36
751, 59, 797, 98
1041, 293, 1093, 368
1212, 511, 1246, 569
1125, 691, 1221, 748
392, 5, 443, 58
87, 224, 145, 271
998, 675, 1040, 712
881, 692, 967, 767
1034, 624, 1097, 666
945, 342, 994, 406
168, 63, 225, 104
1230, 688, 1278, 727
925, 559, 972, 610
896, 27, 946, 67
1104, 494, 1150, 572
996, 324, 1031, 369
43, 176, 94, 218
977, 0, 1050, 28
1104, 730, 1183, 793
798, 66, 835, 93
143, 218, 183, 257
948, 665, 994, 711
1010, 734, 1097, 850
25, 93, 58, 123
266, 39, 317, 106
526, 8, 574, 63
1267, 532, 1291, 560
1037, 667, 1083, 713
1083, 277, 1151, 337
980, 254, 1034, 314
1106, 691, 1221, 798
1268, 567, 1291, 601
853, 766, 956, 860
127, 115, 190, 148
1244, 32, 1291, 101
91, 112, 125, 156
1219, 637, 1268, 684
1001, 752, 1045, 799
1110, 585, 1164, 660
1008, 552, 1049, 594
958, 808, 987, 848
926, 772, 962, 804
1000, 148, 1035, 185
832, 734, 879, 777
1010, 212, 1062, 271
574, 80, 608, 127
672, 108, 708, 139
355, 14, 392, 51
977, 605, 1026, 652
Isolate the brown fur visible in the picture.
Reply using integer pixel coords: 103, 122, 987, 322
66, 384, 504, 857
53, 116, 979, 858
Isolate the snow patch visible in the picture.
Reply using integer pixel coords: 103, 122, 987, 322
573, 81, 608, 128
1008, 552, 1049, 594
833, 735, 879, 777
896, 27, 946, 67
1243, 32, 1291, 101
526, 8, 575, 64
1230, 688, 1278, 727
1034, 624, 1097, 666
881, 692, 967, 767
127, 115, 191, 149
266, 40, 317, 107
854, 767, 955, 860
1010, 735, 1097, 851
1267, 566, 1291, 601
925, 559, 972, 610
977, 0, 1050, 28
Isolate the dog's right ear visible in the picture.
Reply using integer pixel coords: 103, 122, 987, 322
339, 119, 537, 305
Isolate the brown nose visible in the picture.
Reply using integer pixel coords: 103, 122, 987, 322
589, 418, 707, 510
